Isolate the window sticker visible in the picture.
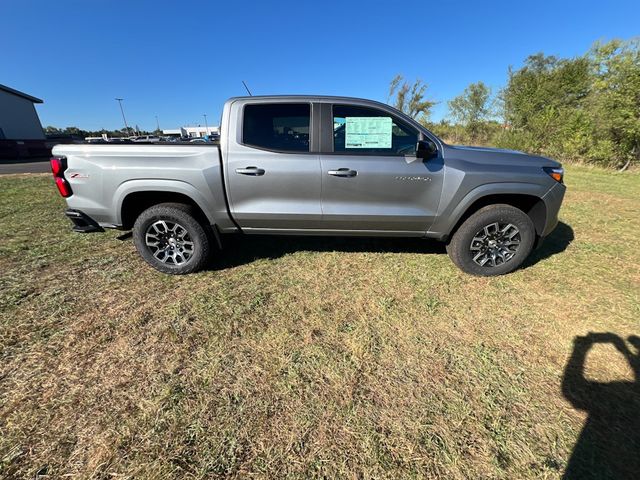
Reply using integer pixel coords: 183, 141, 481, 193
345, 117, 392, 148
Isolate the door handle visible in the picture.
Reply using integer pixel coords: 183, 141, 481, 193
327, 168, 357, 177
235, 166, 265, 176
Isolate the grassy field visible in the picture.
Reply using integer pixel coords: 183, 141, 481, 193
1, 165, 638, 479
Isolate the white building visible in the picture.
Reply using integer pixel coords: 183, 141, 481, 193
162, 125, 219, 138
0, 84, 45, 140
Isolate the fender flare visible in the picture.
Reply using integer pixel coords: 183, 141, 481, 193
428, 182, 550, 239
113, 179, 220, 226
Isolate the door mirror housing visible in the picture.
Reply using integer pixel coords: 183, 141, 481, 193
416, 139, 438, 159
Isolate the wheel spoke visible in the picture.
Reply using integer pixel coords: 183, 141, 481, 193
470, 237, 485, 250
145, 232, 160, 247
473, 251, 486, 264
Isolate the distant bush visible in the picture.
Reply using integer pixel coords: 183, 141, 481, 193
496, 39, 640, 169
393, 39, 640, 169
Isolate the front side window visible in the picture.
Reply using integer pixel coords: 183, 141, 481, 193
333, 105, 418, 155
243, 103, 310, 152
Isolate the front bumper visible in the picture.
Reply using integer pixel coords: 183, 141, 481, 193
65, 209, 104, 233
540, 182, 566, 237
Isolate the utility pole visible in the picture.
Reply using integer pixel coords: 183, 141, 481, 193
115, 98, 131, 137
203, 114, 209, 137
155, 115, 161, 133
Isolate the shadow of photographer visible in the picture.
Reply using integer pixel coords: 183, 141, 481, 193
562, 333, 640, 479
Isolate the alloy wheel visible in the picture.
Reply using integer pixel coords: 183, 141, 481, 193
469, 222, 521, 267
144, 220, 194, 265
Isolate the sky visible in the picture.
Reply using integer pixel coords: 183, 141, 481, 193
2, 0, 638, 131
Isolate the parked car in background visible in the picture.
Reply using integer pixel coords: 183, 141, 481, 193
51, 95, 565, 276
85, 137, 107, 144
131, 135, 160, 143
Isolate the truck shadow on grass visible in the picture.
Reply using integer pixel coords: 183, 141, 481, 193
210, 221, 573, 271
522, 221, 574, 269
561, 333, 640, 479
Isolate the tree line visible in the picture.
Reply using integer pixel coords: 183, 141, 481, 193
44, 126, 158, 138
389, 39, 639, 170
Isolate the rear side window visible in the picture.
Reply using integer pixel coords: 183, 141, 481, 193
242, 103, 310, 152
333, 105, 418, 155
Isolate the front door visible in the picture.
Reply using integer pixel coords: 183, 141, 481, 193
319, 104, 444, 233
226, 102, 322, 231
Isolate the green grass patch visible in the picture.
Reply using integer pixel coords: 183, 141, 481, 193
1, 166, 639, 478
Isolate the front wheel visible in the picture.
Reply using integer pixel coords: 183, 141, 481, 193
133, 203, 211, 274
446, 204, 535, 276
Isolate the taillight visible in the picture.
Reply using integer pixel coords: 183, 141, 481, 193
50, 157, 63, 176
51, 156, 73, 197
55, 177, 72, 197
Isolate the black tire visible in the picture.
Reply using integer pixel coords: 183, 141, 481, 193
446, 204, 535, 276
133, 202, 211, 274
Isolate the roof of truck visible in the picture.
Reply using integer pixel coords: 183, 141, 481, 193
227, 94, 389, 105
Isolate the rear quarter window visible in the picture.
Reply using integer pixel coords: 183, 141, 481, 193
242, 103, 310, 152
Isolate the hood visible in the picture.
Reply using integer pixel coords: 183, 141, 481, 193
443, 144, 561, 168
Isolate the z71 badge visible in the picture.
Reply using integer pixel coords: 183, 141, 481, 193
68, 172, 89, 179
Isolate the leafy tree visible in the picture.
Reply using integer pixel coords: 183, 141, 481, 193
42, 125, 153, 139
448, 81, 493, 141
496, 40, 640, 169
64, 127, 89, 137
388, 75, 436, 121
497, 52, 590, 159
586, 39, 640, 170
44, 126, 62, 135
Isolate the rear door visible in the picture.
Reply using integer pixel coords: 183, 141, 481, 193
225, 102, 322, 230
319, 103, 444, 233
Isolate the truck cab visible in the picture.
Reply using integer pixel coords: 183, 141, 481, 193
221, 96, 444, 235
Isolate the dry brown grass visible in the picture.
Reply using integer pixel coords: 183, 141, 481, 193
1, 165, 639, 478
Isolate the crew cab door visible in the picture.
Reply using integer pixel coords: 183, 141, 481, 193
319, 103, 444, 234
224, 102, 322, 230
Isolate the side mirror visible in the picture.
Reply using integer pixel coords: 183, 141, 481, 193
416, 139, 438, 159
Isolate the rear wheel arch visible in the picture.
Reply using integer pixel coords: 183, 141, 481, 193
120, 191, 210, 230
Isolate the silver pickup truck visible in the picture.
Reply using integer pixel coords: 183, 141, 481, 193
51, 95, 565, 276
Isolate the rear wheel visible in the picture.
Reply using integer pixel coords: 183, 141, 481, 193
133, 203, 210, 274
446, 204, 535, 276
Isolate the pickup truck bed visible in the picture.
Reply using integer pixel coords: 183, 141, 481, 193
55, 143, 235, 232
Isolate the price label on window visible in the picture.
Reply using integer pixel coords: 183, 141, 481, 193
345, 117, 392, 148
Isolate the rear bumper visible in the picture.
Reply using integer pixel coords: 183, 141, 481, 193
540, 182, 566, 237
65, 209, 104, 233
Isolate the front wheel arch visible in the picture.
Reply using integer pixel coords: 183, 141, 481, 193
446, 193, 546, 242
